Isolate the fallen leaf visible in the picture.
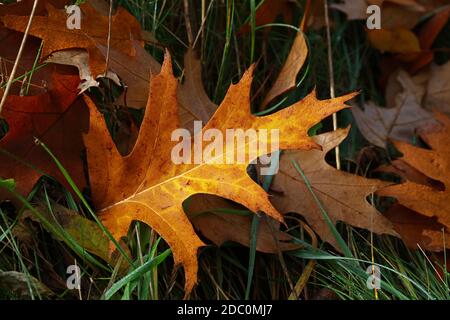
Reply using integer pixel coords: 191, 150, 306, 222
418, 7, 450, 51
377, 1, 424, 29
377, 159, 433, 187
46, 50, 121, 92
0, 73, 87, 202
352, 70, 437, 148
0, 2, 143, 78
97, 43, 216, 128
0, 0, 68, 16
22, 203, 111, 263
96, 40, 161, 109
0, 271, 54, 298
378, 112, 450, 250
0, 27, 76, 96
187, 194, 299, 253
399, 6, 450, 73
0, 1, 78, 95
306, 0, 328, 30
83, 52, 355, 295
268, 128, 396, 249
385, 67, 429, 109
260, 27, 308, 109
177, 48, 217, 131
367, 28, 420, 54
331, 0, 368, 20
365, 2, 450, 74
333, 0, 425, 26
384, 202, 449, 251
425, 61, 450, 115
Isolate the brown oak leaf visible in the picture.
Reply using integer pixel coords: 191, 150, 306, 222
187, 194, 299, 254
268, 127, 397, 249
352, 70, 437, 148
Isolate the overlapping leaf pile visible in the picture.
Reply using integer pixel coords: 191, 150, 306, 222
1, 0, 449, 297
378, 112, 450, 251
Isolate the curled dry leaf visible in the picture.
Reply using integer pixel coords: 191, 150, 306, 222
46, 50, 121, 92
261, 27, 308, 109
83, 52, 355, 295
378, 112, 450, 250
268, 128, 397, 250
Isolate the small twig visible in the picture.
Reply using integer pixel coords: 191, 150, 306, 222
0, 0, 40, 114
324, 0, 340, 170
183, 0, 194, 46
201, 0, 205, 53
105, 0, 113, 74
193, 0, 215, 49
200, 0, 206, 53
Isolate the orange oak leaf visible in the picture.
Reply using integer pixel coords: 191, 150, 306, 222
83, 52, 355, 295
0, 72, 87, 201
268, 128, 397, 249
378, 112, 450, 250
0, 1, 143, 79
367, 28, 421, 54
